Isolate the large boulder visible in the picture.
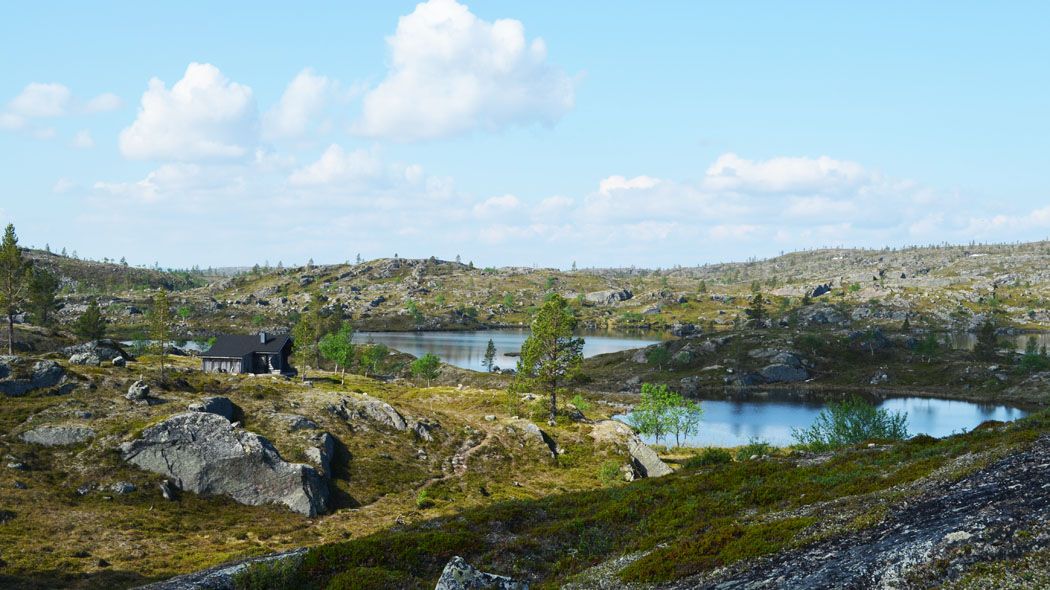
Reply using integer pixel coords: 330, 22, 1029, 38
21, 426, 94, 446
61, 340, 133, 363
584, 289, 632, 305
509, 420, 557, 459
328, 395, 407, 431
126, 381, 151, 401
759, 363, 809, 383
0, 357, 64, 396
188, 396, 234, 420
434, 556, 528, 590
626, 436, 673, 478
69, 352, 101, 366
304, 433, 334, 478
120, 412, 328, 517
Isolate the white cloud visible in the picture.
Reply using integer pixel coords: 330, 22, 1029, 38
119, 62, 258, 161
473, 194, 521, 218
53, 178, 75, 193
84, 92, 123, 113
0, 112, 25, 130
287, 144, 387, 187
598, 175, 660, 194
68, 129, 94, 149
8, 82, 72, 118
354, 0, 575, 141
34, 127, 57, 141
703, 153, 870, 194
262, 68, 336, 140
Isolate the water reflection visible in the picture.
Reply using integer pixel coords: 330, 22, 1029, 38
354, 328, 666, 372
618, 395, 1030, 448
949, 332, 1050, 353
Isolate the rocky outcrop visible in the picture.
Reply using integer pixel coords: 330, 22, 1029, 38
758, 363, 809, 383
327, 394, 407, 431
0, 357, 63, 396
127, 548, 307, 590
584, 289, 632, 305
120, 412, 328, 517
304, 433, 334, 477
626, 436, 673, 478
69, 352, 101, 366
434, 556, 528, 590
270, 413, 318, 431
187, 396, 234, 420
510, 420, 558, 459
126, 380, 150, 401
21, 426, 94, 446
61, 340, 133, 363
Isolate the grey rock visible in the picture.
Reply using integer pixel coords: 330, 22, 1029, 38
159, 479, 175, 501
584, 289, 632, 305
411, 420, 434, 441
669, 322, 697, 337
7, 462, 27, 470
512, 420, 557, 459
870, 372, 891, 385
61, 339, 133, 362
14, 481, 27, 489
110, 481, 136, 494
120, 412, 328, 516
304, 433, 334, 477
626, 436, 673, 478
126, 380, 150, 401
125, 548, 307, 590
77, 483, 95, 495
272, 413, 318, 431
69, 352, 102, 366
759, 363, 809, 383
112, 357, 126, 368
0, 358, 64, 396
187, 396, 234, 420
21, 426, 94, 446
434, 556, 528, 590
330, 395, 407, 431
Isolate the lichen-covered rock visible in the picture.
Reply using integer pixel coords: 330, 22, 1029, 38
69, 352, 101, 366
188, 396, 234, 420
510, 419, 557, 459
271, 413, 318, 431
0, 357, 63, 396
626, 436, 673, 478
304, 433, 334, 477
120, 412, 328, 516
434, 556, 528, 590
328, 394, 407, 430
759, 363, 809, 383
126, 548, 307, 590
21, 426, 94, 446
584, 289, 632, 305
126, 380, 150, 401
61, 340, 133, 363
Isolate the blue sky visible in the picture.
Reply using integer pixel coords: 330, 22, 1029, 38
2, 1, 1047, 269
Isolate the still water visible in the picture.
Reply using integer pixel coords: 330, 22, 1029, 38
354, 328, 666, 372
618, 395, 1031, 448
949, 332, 1050, 353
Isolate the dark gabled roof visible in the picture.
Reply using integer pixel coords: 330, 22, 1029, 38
202, 333, 291, 358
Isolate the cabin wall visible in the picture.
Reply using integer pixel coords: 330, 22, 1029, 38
202, 357, 247, 374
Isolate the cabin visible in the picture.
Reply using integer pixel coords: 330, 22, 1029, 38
201, 332, 294, 375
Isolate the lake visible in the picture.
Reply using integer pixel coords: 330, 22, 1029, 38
948, 332, 1050, 353
354, 328, 666, 372
617, 394, 1031, 448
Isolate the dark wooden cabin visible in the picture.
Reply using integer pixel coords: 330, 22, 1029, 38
201, 332, 293, 375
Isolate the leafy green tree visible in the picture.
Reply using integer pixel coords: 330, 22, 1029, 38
293, 294, 340, 370
27, 266, 59, 326
668, 398, 704, 447
513, 293, 585, 425
72, 298, 107, 340
1019, 336, 1048, 373
361, 343, 389, 376
627, 383, 675, 445
151, 290, 173, 381
792, 396, 908, 451
406, 300, 424, 324
503, 293, 514, 307
914, 333, 941, 363
410, 352, 441, 386
974, 319, 999, 361
319, 321, 355, 384
698, 280, 707, 294
483, 338, 497, 372
647, 346, 670, 370
0, 224, 31, 354
745, 293, 767, 327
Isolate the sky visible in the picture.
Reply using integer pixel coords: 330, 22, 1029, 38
1, 1, 1048, 269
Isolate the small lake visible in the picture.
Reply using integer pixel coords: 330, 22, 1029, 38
354, 329, 666, 372
617, 395, 1031, 448
949, 332, 1050, 353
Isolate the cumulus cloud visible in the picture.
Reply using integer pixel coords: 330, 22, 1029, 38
8, 82, 72, 118
354, 0, 575, 141
84, 92, 123, 113
703, 153, 870, 194
119, 62, 258, 161
53, 178, 76, 194
262, 68, 338, 140
473, 194, 521, 218
68, 129, 93, 149
288, 144, 391, 188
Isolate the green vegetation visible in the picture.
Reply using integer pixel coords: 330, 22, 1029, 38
483, 339, 497, 372
27, 265, 59, 326
1019, 336, 1049, 372
684, 447, 732, 468
745, 293, 766, 327
513, 293, 584, 424
627, 383, 703, 447
319, 322, 356, 384
410, 352, 441, 386
72, 297, 107, 340
151, 289, 172, 381
646, 346, 670, 370
733, 437, 777, 461
792, 396, 908, 452
974, 319, 999, 361
0, 223, 30, 354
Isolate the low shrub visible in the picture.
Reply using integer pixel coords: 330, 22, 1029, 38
734, 438, 777, 461
685, 447, 733, 468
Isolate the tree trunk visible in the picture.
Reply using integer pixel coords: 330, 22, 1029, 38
6, 313, 12, 355
548, 380, 557, 425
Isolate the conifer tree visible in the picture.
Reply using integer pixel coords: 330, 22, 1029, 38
151, 290, 172, 381
483, 338, 497, 372
513, 294, 584, 425
0, 224, 31, 354
72, 298, 106, 340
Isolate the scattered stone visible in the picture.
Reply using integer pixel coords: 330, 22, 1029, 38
511, 420, 558, 459
6, 462, 26, 471
120, 412, 328, 516
187, 396, 234, 420
110, 482, 136, 494
159, 479, 175, 501
870, 372, 891, 385
126, 381, 150, 401
112, 357, 126, 368
483, 415, 497, 422
434, 556, 528, 590
669, 322, 697, 337
626, 436, 673, 478
271, 413, 318, 431
411, 420, 435, 442
73, 550, 91, 558
74, 410, 94, 419
76, 483, 95, 495
14, 481, 27, 489
97, 559, 110, 568
20, 426, 95, 447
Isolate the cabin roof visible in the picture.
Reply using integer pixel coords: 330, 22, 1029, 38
202, 333, 291, 358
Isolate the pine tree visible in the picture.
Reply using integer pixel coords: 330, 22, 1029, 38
745, 293, 767, 327
27, 266, 59, 326
483, 339, 497, 372
0, 224, 31, 354
513, 294, 585, 425
974, 319, 998, 361
72, 298, 106, 340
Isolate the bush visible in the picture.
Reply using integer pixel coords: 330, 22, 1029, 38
233, 557, 302, 590
415, 489, 434, 509
597, 460, 621, 486
685, 447, 733, 468
734, 438, 777, 461
792, 396, 908, 452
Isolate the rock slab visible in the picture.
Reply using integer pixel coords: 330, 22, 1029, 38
21, 426, 95, 446
434, 556, 528, 590
0, 357, 63, 396
188, 396, 234, 420
120, 412, 328, 516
